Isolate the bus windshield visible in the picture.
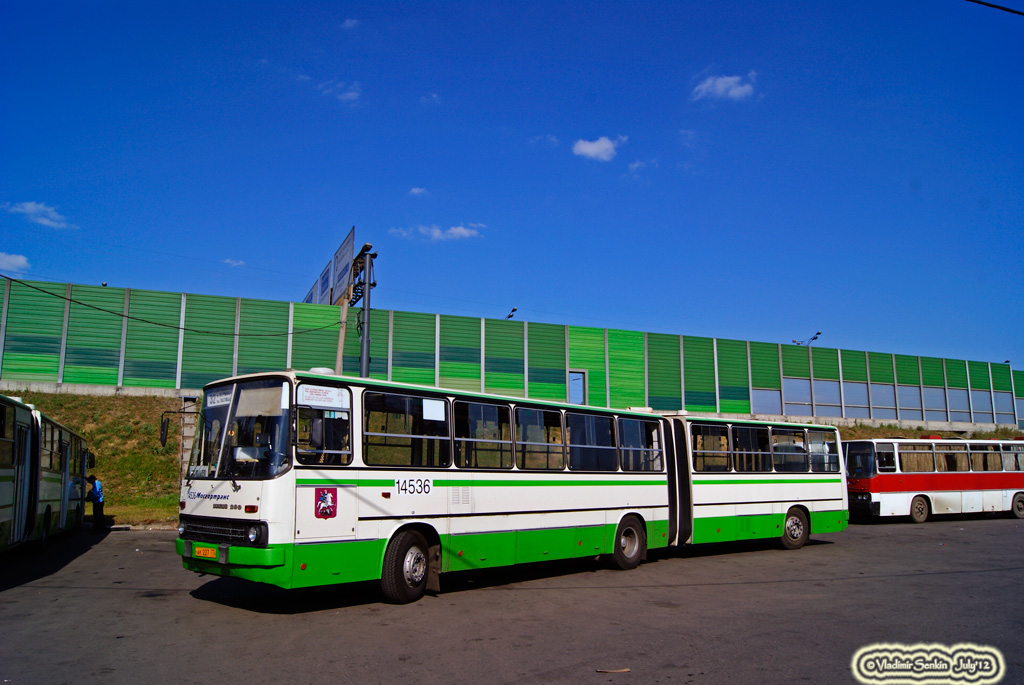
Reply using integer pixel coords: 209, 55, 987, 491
845, 442, 875, 478
187, 378, 291, 481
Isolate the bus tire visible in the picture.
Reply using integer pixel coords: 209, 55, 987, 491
1010, 493, 1024, 520
612, 515, 646, 570
781, 508, 809, 550
381, 530, 429, 604
910, 496, 929, 524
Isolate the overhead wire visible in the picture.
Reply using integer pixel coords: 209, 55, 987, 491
962, 0, 1024, 16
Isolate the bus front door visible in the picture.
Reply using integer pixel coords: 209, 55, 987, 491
12, 425, 32, 546
58, 441, 71, 531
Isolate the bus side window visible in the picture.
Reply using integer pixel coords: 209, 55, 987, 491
297, 406, 352, 466
876, 445, 896, 472
772, 428, 808, 472
1004, 447, 1023, 471
691, 424, 729, 472
0, 405, 12, 467
619, 418, 662, 472
364, 392, 451, 468
808, 430, 839, 473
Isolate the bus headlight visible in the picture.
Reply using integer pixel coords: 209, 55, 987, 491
178, 521, 187, 536
248, 525, 260, 544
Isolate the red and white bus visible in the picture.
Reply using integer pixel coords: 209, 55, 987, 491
845, 437, 1024, 522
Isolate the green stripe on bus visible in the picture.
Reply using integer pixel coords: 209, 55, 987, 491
691, 509, 847, 543
296, 478, 393, 487
693, 478, 842, 485
450, 479, 666, 487
179, 518, 673, 589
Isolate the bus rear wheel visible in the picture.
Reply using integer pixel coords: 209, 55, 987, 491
781, 508, 809, 549
1010, 493, 1024, 520
910, 496, 929, 524
612, 515, 646, 570
381, 530, 429, 604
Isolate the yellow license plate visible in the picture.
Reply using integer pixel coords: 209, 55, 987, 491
194, 546, 217, 559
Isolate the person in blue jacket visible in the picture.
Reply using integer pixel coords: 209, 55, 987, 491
86, 475, 105, 532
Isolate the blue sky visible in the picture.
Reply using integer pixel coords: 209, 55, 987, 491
2, 1, 1022, 366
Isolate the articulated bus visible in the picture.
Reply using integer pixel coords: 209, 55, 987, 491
845, 438, 1024, 522
172, 370, 848, 603
1, 394, 93, 552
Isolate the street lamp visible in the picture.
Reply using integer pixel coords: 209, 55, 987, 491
792, 331, 821, 346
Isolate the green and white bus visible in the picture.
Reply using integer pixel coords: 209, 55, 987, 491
171, 370, 848, 602
1, 393, 93, 552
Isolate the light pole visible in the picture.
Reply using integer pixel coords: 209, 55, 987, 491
792, 331, 821, 347
346, 243, 377, 378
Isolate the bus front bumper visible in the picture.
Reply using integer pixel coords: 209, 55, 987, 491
848, 495, 879, 518
176, 538, 285, 567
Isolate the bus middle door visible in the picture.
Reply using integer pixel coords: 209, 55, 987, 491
12, 425, 33, 546
58, 440, 71, 531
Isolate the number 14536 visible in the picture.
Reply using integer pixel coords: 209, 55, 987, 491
395, 478, 431, 495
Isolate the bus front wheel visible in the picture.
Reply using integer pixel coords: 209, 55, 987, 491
910, 496, 929, 524
1010, 493, 1024, 520
381, 530, 429, 604
612, 515, 646, 570
781, 508, 809, 550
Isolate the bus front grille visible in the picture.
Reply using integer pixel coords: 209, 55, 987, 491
178, 515, 250, 545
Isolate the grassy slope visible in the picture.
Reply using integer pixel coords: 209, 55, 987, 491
12, 392, 1021, 526
18, 392, 182, 526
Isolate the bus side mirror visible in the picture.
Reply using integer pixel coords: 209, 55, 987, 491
310, 418, 324, 450
160, 417, 169, 447
87, 451, 96, 469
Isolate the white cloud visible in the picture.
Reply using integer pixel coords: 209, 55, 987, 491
0, 252, 30, 272
5, 201, 78, 229
434, 225, 478, 240
342, 18, 359, 29
296, 74, 311, 82
222, 258, 245, 267
420, 93, 440, 105
529, 134, 559, 146
691, 71, 757, 101
409, 187, 428, 196
390, 224, 482, 241
572, 135, 627, 161
317, 80, 361, 105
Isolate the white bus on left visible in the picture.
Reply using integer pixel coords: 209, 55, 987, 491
1, 393, 92, 552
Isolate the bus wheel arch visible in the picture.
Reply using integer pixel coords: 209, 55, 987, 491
1009, 492, 1024, 520
380, 524, 440, 604
612, 514, 647, 570
909, 495, 930, 524
780, 506, 810, 550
